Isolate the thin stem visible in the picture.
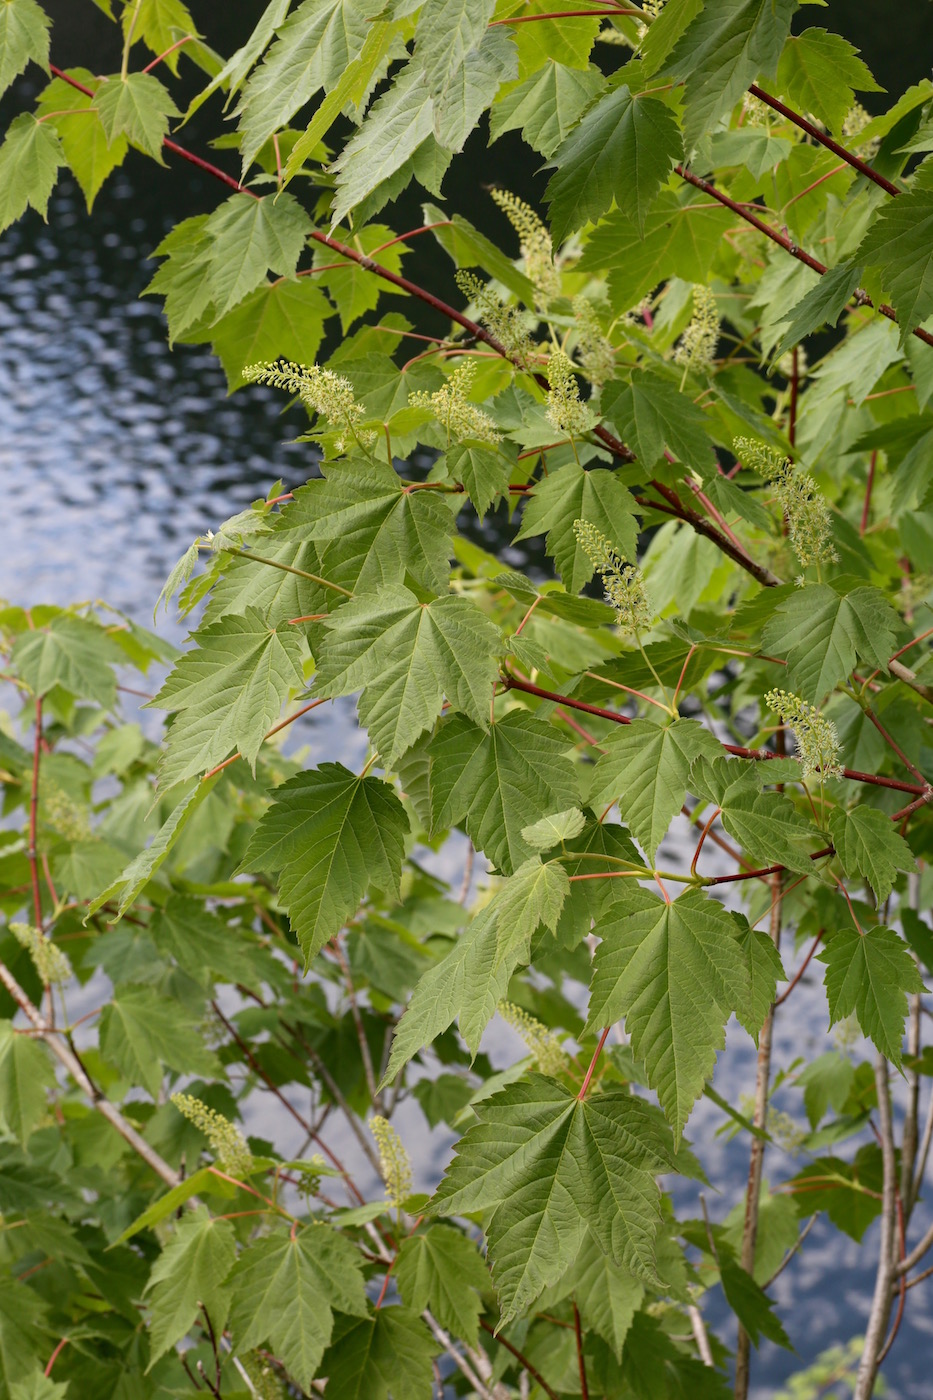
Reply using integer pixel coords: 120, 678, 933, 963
734, 873, 783, 1400
789, 347, 799, 451
691, 807, 721, 877
689, 1305, 715, 1366
142, 35, 194, 72
763, 1215, 818, 1289
578, 1027, 611, 1099
217, 545, 353, 597
911, 1077, 933, 1214
773, 928, 824, 1007
331, 937, 379, 1109
480, 1319, 560, 1400
748, 85, 900, 198
121, 0, 143, 79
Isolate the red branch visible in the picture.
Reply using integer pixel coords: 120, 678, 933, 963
749, 85, 900, 197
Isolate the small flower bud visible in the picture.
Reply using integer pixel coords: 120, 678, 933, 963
735, 436, 838, 568
765, 689, 843, 780
573, 520, 653, 632
9, 923, 71, 985
546, 348, 591, 438
370, 1115, 413, 1207
490, 188, 561, 304
409, 357, 501, 445
673, 285, 720, 372
243, 360, 375, 454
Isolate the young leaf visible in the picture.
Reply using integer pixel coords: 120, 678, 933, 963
414, 0, 497, 100
0, 1024, 54, 1146
0, 0, 50, 100
0, 1278, 49, 1396
395, 1226, 489, 1345
586, 888, 749, 1139
0, 114, 64, 234
493, 856, 569, 968
776, 29, 881, 137
588, 719, 722, 863
330, 62, 437, 225
489, 59, 605, 158
95, 71, 179, 163
315, 587, 500, 766
761, 585, 901, 702
227, 1226, 368, 1391
430, 1075, 676, 1322
819, 925, 925, 1067
659, 0, 796, 151
429, 711, 580, 874
521, 807, 587, 851
545, 85, 682, 241
99, 987, 222, 1096
36, 69, 127, 209
238, 763, 409, 964
445, 442, 511, 521
514, 464, 640, 592
145, 1207, 236, 1363
579, 191, 728, 312
202, 191, 312, 317
320, 1309, 436, 1400
549, 1230, 644, 1360
719, 1250, 791, 1349
209, 276, 332, 389
856, 170, 933, 343
828, 806, 917, 904
151, 608, 306, 788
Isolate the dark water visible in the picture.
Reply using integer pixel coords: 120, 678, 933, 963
4, 6, 933, 1394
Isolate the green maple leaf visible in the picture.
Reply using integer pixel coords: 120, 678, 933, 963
296, 461, 456, 598
828, 806, 916, 904
202, 191, 311, 317
331, 63, 437, 225
430, 711, 580, 874
36, 69, 127, 210
395, 1226, 489, 1346
761, 584, 901, 702
145, 1208, 236, 1363
819, 925, 925, 1067
445, 442, 512, 521
320, 1309, 436, 1400
690, 756, 817, 874
514, 464, 640, 592
0, 114, 64, 233
733, 916, 785, 1044
95, 71, 179, 163
601, 372, 713, 471
227, 1227, 368, 1391
432, 28, 516, 154
0, 1025, 54, 1146
98, 987, 221, 1096
210, 277, 331, 388
0, 1278, 49, 1396
546, 85, 682, 241
588, 719, 722, 863
0, 0, 49, 98
659, 0, 796, 151
414, 0, 497, 100
521, 807, 587, 851
586, 888, 750, 1139
235, 0, 373, 169
489, 59, 605, 158
315, 586, 500, 766
150, 607, 306, 788
579, 190, 728, 311
856, 167, 933, 343
122, 0, 198, 77
10, 1369, 69, 1400
143, 214, 215, 344
777, 28, 881, 137
238, 763, 409, 964
543, 1229, 644, 1360
430, 1075, 676, 1322
773, 261, 863, 358
12, 615, 123, 707
493, 857, 570, 967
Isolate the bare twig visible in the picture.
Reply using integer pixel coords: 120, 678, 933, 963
855, 1057, 898, 1399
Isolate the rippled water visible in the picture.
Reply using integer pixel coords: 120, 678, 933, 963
3, 95, 933, 1400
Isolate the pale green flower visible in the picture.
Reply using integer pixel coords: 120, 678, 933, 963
765, 689, 843, 780
546, 347, 591, 437
409, 357, 501, 445
736, 436, 838, 568
573, 519, 653, 632
674, 285, 720, 372
171, 1092, 253, 1179
243, 360, 375, 453
370, 1115, 412, 1207
499, 1001, 568, 1076
490, 188, 561, 303
10, 923, 71, 985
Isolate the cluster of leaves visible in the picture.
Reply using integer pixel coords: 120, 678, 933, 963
2, 0, 933, 1396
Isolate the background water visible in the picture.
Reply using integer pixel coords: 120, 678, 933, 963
2, 3, 933, 1394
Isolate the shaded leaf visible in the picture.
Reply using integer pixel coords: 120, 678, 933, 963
819, 925, 925, 1067
828, 806, 916, 904
145, 1208, 236, 1363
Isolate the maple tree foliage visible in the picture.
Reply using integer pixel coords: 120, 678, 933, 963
1, 1, 933, 1397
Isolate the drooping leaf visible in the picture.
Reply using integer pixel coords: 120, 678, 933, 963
0, 1024, 54, 1146
550, 1230, 644, 1360
819, 925, 925, 1067
776, 28, 882, 137
122, 0, 199, 76
514, 464, 639, 592
35, 70, 127, 209
732, 917, 784, 1044
659, 0, 796, 151
227, 1226, 368, 1391
586, 888, 749, 1139
202, 191, 312, 317
601, 372, 713, 471
856, 169, 933, 343
0, 1277, 49, 1396
145, 1207, 236, 1363
0, 0, 50, 99
719, 1249, 791, 1350
319, 1309, 436, 1400
95, 71, 179, 163
98, 986, 222, 1096
330, 63, 438, 226
315, 586, 501, 766
546, 85, 682, 241
431, 1075, 676, 1322
432, 27, 516, 153
493, 857, 569, 968
787, 1147, 883, 1241
235, 0, 373, 169
489, 59, 605, 158
238, 763, 409, 963
773, 261, 863, 359
414, 0, 497, 100
690, 755, 817, 874
587, 719, 722, 862
445, 442, 512, 521
828, 806, 916, 904
395, 1226, 489, 1345
429, 711, 580, 874
149, 607, 305, 787
0, 114, 64, 233
761, 585, 901, 702
12, 615, 123, 707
